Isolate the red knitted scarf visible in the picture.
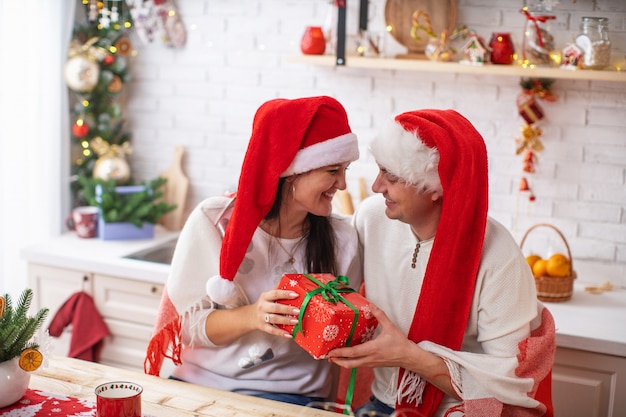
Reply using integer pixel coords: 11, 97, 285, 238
394, 110, 489, 415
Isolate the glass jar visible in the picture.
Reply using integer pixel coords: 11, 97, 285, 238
520, 7, 556, 66
575, 17, 611, 69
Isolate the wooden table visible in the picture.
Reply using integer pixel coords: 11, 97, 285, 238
30, 356, 340, 416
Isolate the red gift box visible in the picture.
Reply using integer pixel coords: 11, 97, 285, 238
517, 92, 544, 125
276, 273, 378, 359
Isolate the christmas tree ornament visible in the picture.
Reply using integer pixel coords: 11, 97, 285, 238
72, 119, 90, 138
91, 137, 133, 184
108, 75, 123, 93
114, 37, 132, 56
100, 1, 111, 29
88, 0, 99, 22
103, 55, 116, 66
64, 54, 100, 93
110, 0, 120, 23
64, 38, 106, 93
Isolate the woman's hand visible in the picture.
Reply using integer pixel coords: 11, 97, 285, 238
204, 289, 300, 344
253, 289, 301, 338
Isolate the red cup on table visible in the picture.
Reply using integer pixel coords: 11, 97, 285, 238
95, 381, 142, 417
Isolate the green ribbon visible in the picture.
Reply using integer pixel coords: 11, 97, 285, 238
292, 274, 359, 415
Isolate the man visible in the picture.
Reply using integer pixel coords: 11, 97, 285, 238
327, 109, 555, 417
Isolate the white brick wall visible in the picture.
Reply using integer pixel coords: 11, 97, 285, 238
125, 0, 626, 287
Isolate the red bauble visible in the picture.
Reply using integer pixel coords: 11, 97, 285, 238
72, 120, 89, 138
103, 55, 116, 66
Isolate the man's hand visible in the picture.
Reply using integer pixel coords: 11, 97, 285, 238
326, 303, 416, 369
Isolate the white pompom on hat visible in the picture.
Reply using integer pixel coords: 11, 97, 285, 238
370, 116, 442, 193
206, 96, 359, 306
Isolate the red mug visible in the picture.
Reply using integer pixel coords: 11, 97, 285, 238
66, 206, 99, 238
95, 381, 142, 417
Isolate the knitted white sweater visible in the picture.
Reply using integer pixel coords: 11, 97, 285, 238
354, 195, 547, 416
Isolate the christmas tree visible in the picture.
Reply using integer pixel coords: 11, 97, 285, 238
65, 1, 135, 203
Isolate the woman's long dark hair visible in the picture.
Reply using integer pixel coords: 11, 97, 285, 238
265, 177, 337, 275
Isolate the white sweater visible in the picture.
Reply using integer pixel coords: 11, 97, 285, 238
353, 195, 546, 415
168, 196, 362, 399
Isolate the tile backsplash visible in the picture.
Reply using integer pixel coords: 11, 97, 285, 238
123, 0, 626, 287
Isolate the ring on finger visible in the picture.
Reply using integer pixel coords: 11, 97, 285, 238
264, 313, 271, 323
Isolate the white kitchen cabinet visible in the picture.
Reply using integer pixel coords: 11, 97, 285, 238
27, 263, 166, 376
552, 347, 626, 417
28, 263, 93, 359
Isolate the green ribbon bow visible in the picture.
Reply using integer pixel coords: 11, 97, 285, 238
292, 274, 360, 415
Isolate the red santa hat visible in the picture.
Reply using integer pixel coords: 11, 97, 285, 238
371, 109, 489, 414
206, 96, 359, 306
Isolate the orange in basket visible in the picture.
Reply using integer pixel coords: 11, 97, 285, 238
520, 224, 577, 302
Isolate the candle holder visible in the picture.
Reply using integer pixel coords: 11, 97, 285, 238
301, 26, 326, 55
489, 32, 515, 65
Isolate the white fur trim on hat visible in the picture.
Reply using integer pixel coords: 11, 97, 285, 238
370, 119, 442, 193
206, 275, 247, 307
281, 133, 359, 177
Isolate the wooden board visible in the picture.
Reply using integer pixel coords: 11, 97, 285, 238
384, 0, 458, 57
158, 145, 189, 231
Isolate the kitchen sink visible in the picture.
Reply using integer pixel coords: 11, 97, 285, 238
124, 238, 178, 265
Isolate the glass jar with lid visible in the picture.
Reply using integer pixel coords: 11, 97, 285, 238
575, 17, 611, 69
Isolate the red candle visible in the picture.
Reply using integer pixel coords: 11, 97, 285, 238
301, 26, 326, 55
489, 33, 515, 65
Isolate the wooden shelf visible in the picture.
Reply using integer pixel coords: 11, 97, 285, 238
286, 54, 626, 83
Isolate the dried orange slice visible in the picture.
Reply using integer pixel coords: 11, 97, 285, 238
0, 296, 5, 318
19, 348, 43, 372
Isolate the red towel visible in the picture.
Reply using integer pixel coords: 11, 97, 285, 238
48, 291, 110, 362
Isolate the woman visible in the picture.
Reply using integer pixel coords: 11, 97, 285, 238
145, 96, 362, 406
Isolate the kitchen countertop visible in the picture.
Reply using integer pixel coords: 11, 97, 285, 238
545, 284, 626, 358
21, 227, 178, 284
21, 231, 626, 358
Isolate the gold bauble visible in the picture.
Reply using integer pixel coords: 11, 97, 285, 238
64, 55, 100, 93
93, 154, 131, 185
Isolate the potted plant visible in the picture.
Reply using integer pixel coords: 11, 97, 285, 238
77, 176, 176, 240
0, 289, 49, 407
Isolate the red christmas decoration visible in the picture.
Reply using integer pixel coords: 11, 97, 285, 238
72, 119, 89, 138
519, 177, 530, 191
103, 55, 116, 65
515, 78, 556, 202
300, 26, 326, 55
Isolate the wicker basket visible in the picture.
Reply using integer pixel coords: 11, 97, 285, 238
520, 223, 577, 302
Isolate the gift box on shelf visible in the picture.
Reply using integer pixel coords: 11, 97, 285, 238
276, 273, 378, 359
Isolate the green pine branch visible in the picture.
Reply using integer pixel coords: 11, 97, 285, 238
0, 289, 49, 363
